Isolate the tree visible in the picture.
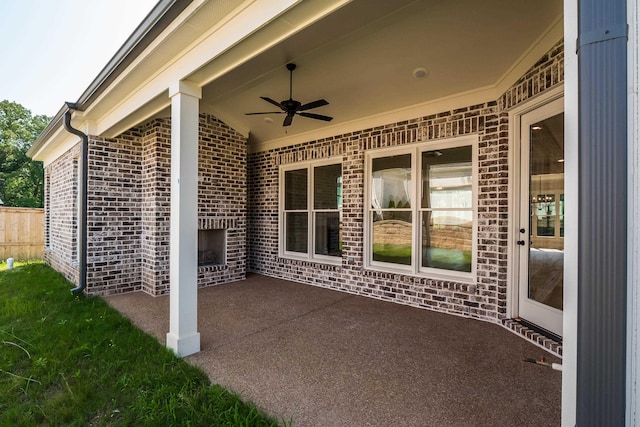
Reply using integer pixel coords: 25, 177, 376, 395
0, 100, 49, 207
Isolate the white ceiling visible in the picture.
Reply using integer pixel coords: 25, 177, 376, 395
196, 0, 563, 149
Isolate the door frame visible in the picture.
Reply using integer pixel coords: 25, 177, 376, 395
507, 85, 564, 324
517, 97, 564, 335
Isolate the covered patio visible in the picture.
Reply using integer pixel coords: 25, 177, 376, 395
106, 274, 560, 426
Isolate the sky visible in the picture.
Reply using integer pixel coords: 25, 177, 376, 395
0, 0, 158, 117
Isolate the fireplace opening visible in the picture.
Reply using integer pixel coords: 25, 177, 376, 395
198, 229, 226, 266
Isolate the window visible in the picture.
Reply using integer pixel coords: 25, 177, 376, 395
366, 137, 476, 279
421, 146, 473, 272
371, 154, 413, 265
281, 160, 342, 263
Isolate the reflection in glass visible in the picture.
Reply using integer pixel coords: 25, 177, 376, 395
421, 211, 472, 272
372, 211, 412, 265
286, 212, 307, 253
421, 146, 473, 272
314, 164, 342, 209
534, 194, 555, 237
528, 113, 564, 310
315, 212, 341, 257
559, 194, 564, 237
371, 154, 412, 211
285, 169, 307, 210
314, 164, 342, 257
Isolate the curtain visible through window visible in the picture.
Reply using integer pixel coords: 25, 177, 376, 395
366, 140, 475, 276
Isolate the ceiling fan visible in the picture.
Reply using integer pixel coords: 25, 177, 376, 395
245, 63, 333, 127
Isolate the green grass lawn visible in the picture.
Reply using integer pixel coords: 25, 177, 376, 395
0, 261, 279, 426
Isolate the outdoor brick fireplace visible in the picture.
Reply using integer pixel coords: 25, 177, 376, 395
198, 228, 226, 266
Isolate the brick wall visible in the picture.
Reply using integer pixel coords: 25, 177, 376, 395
44, 113, 247, 296
44, 145, 79, 285
141, 119, 171, 295
86, 131, 143, 295
43, 39, 561, 314
247, 40, 564, 322
196, 114, 247, 287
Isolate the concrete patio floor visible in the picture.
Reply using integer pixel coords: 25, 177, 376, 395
105, 273, 561, 426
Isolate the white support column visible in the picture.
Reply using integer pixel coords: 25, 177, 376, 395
562, 0, 578, 425
166, 80, 201, 357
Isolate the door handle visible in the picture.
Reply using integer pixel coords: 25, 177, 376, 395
517, 240, 526, 246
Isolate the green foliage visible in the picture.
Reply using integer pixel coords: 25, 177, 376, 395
0, 100, 49, 207
0, 263, 279, 426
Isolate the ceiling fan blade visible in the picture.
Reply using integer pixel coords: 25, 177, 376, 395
260, 97, 284, 109
283, 114, 294, 127
299, 112, 333, 122
245, 111, 284, 115
299, 99, 328, 111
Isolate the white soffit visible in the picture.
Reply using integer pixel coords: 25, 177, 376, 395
38, 0, 562, 162
91, 0, 352, 139
202, 0, 563, 151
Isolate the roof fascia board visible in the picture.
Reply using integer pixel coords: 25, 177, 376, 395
80, 0, 209, 119
27, 109, 65, 159
98, 0, 351, 138
31, 126, 80, 167
76, 0, 193, 110
189, 0, 353, 87
28, 0, 192, 160
96, 0, 347, 138
96, 0, 299, 136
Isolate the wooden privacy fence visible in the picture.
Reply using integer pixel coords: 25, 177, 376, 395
0, 207, 44, 261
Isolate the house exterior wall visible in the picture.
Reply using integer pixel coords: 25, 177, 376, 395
44, 145, 79, 285
248, 40, 564, 325
86, 132, 144, 295
196, 114, 247, 287
43, 113, 247, 296
141, 119, 171, 295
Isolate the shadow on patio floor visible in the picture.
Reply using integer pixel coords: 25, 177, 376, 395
105, 273, 561, 427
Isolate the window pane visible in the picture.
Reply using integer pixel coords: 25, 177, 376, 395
422, 146, 472, 209
372, 211, 412, 265
315, 212, 341, 257
536, 216, 555, 237
286, 212, 307, 253
421, 211, 472, 272
314, 164, 342, 209
534, 194, 555, 237
371, 154, 412, 209
285, 169, 307, 210
534, 194, 555, 216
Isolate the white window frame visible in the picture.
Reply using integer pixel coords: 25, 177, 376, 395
279, 158, 342, 265
364, 135, 478, 282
